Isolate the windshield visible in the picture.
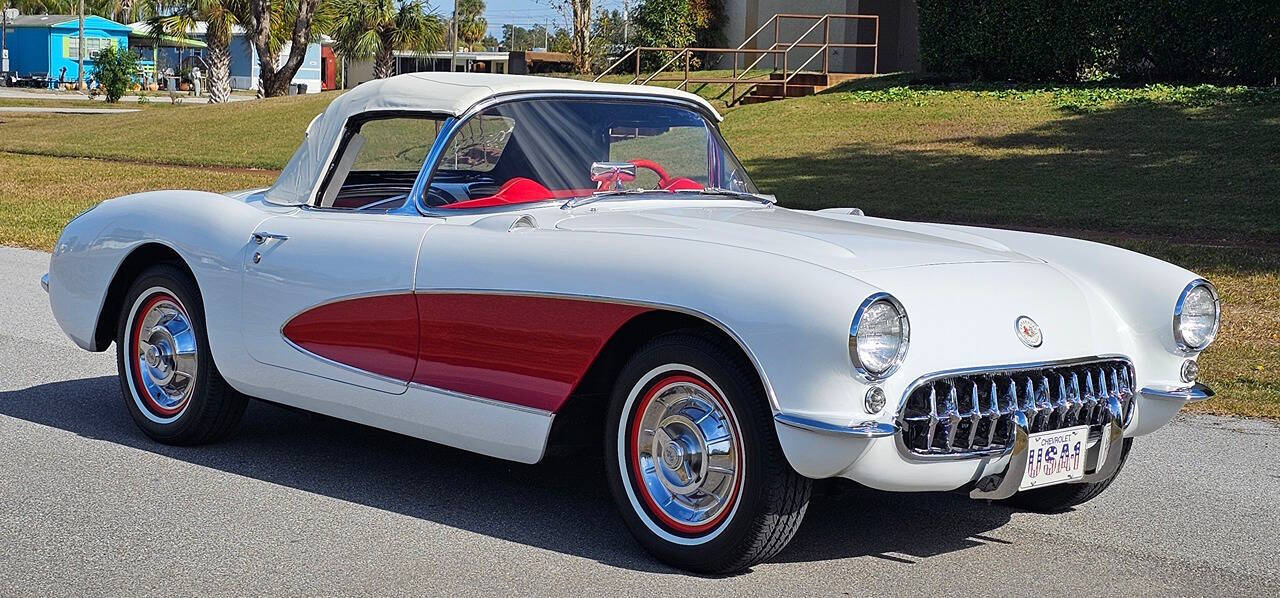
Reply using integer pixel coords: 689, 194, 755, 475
423, 98, 756, 210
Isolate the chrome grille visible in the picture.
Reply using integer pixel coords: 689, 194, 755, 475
898, 359, 1134, 458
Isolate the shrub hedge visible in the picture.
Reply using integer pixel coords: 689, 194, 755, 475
918, 0, 1279, 84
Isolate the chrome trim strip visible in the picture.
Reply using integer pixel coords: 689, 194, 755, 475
1140, 383, 1214, 402
408, 115, 460, 215
774, 413, 897, 438
408, 382, 555, 417
1173, 278, 1220, 353
894, 354, 1131, 415
40, 273, 49, 293
894, 355, 1135, 462
414, 287, 781, 412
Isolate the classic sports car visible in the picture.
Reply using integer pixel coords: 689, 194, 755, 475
44, 73, 1218, 573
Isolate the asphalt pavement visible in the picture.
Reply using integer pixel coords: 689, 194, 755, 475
1, 245, 1277, 596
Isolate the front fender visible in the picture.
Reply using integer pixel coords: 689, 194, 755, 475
48, 190, 274, 367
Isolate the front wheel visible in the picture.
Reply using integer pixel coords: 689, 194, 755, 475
115, 263, 247, 445
605, 332, 811, 574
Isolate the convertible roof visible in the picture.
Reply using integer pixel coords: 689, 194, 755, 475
264, 73, 721, 206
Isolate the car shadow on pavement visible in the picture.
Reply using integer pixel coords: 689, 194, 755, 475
0, 376, 1017, 574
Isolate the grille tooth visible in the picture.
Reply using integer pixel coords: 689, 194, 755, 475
941, 383, 961, 451
984, 379, 1001, 446
899, 359, 1135, 458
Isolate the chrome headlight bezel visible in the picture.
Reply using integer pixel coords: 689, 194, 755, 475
849, 292, 910, 381
1173, 279, 1220, 352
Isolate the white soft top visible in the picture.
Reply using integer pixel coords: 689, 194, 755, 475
264, 72, 721, 206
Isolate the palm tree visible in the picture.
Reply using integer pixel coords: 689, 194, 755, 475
147, 0, 242, 103
329, 0, 445, 80
455, 0, 486, 51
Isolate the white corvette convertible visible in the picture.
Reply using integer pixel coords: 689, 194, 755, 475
44, 73, 1218, 573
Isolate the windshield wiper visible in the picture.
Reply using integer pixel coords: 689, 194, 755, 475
674, 187, 777, 204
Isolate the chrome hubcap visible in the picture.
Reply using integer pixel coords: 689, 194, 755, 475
133, 296, 198, 414
634, 378, 740, 530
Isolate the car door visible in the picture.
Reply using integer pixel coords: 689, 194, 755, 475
241, 209, 432, 394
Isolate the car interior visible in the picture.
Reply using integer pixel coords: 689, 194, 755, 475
313, 99, 725, 213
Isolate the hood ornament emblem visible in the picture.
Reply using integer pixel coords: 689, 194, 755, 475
1015, 316, 1043, 348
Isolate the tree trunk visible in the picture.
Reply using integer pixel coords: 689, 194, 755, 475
205, 19, 232, 104
374, 44, 396, 79
571, 0, 592, 73
247, 0, 322, 97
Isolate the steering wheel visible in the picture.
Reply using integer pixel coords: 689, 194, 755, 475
628, 159, 674, 188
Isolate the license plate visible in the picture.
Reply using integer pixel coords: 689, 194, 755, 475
1020, 425, 1090, 491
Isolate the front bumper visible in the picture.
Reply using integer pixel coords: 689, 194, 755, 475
773, 382, 1214, 493
41, 273, 49, 293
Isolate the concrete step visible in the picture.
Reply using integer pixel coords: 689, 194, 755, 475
768, 72, 831, 86
751, 83, 817, 97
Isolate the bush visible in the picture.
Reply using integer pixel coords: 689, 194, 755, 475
632, 0, 725, 71
94, 45, 140, 103
919, 0, 1279, 84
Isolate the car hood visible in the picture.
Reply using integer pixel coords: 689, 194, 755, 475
555, 205, 1041, 274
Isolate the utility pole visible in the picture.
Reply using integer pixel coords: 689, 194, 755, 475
1, 2, 10, 86
450, 2, 458, 72
623, 0, 629, 47
76, 0, 85, 90
544, 19, 549, 50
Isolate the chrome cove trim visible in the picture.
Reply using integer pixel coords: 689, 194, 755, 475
40, 273, 49, 293
848, 292, 909, 382
1140, 383, 1214, 402
415, 287, 781, 412
1173, 278, 1221, 353
414, 91, 734, 217
774, 413, 897, 438
894, 355, 1135, 462
409, 382, 555, 417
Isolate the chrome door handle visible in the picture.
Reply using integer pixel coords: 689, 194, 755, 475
252, 232, 289, 245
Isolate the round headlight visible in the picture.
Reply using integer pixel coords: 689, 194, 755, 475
1174, 280, 1220, 351
850, 293, 909, 380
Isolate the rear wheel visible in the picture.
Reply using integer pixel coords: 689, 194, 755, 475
115, 264, 246, 445
1002, 438, 1133, 513
605, 332, 811, 573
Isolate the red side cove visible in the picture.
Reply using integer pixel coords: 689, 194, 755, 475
282, 294, 420, 382
282, 293, 650, 412
414, 294, 650, 412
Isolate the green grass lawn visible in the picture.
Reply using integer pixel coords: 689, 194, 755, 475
0, 79, 1275, 417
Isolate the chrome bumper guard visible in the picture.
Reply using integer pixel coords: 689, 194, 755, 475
1140, 383, 1214, 402
774, 413, 898, 438
968, 394, 1126, 500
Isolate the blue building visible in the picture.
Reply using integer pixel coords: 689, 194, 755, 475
128, 21, 325, 94
5, 14, 131, 82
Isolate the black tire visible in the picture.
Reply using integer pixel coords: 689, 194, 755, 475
1001, 438, 1134, 513
115, 263, 247, 445
604, 331, 811, 574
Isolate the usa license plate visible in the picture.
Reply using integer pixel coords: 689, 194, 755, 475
1020, 425, 1090, 490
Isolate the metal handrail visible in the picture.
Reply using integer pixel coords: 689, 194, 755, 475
593, 13, 880, 105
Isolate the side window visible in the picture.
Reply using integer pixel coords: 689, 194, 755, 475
317, 115, 443, 210
440, 115, 515, 172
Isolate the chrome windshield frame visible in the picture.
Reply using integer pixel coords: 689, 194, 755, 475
411, 91, 745, 218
